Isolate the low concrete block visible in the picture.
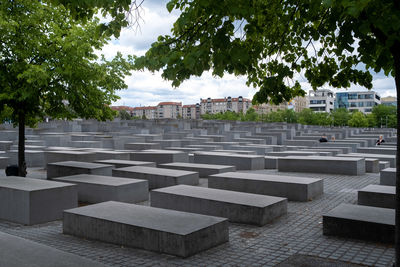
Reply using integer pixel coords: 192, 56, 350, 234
45, 151, 97, 166
323, 203, 394, 243
113, 166, 199, 189
0, 177, 77, 225
63, 201, 229, 257
151, 185, 287, 226
209, 172, 323, 201
124, 143, 161, 150
159, 162, 236, 178
379, 161, 390, 171
54, 174, 148, 203
47, 161, 113, 179
278, 156, 365, 175
0, 157, 9, 169
193, 152, 265, 170
94, 159, 156, 168
130, 150, 188, 165
365, 158, 379, 173
264, 156, 278, 169
358, 184, 395, 209
380, 168, 396, 186
93, 151, 130, 161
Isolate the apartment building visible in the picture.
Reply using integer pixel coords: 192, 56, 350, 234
157, 102, 182, 119
308, 89, 335, 112
335, 91, 381, 113
200, 96, 252, 114
381, 96, 397, 107
182, 104, 200, 119
132, 106, 157, 119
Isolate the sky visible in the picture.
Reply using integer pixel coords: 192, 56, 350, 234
102, 0, 397, 107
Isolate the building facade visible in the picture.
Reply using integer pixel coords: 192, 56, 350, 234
335, 91, 381, 113
182, 104, 200, 119
200, 96, 252, 114
381, 96, 397, 107
308, 89, 335, 112
157, 102, 182, 119
132, 106, 157, 119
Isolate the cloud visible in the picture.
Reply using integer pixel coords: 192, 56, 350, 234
106, 1, 397, 107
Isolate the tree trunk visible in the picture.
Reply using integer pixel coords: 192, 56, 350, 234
393, 41, 400, 266
18, 111, 27, 177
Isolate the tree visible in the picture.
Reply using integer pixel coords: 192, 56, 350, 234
241, 108, 259, 121
0, 1, 132, 176
372, 104, 397, 128
331, 108, 350, 126
348, 111, 369, 127
298, 109, 315, 125
134, 0, 400, 261
119, 110, 133, 120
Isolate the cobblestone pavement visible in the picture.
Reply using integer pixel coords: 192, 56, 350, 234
0, 168, 395, 266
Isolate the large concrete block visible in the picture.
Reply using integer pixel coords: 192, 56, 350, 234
323, 204, 394, 243
7, 150, 45, 167
193, 152, 265, 170
380, 168, 396, 186
130, 150, 188, 165
124, 143, 161, 150
209, 172, 323, 201
0, 157, 9, 169
63, 201, 229, 257
0, 177, 77, 225
94, 159, 156, 168
113, 166, 199, 189
151, 185, 287, 226
47, 161, 113, 179
278, 156, 365, 176
357, 147, 396, 155
341, 153, 396, 167
358, 184, 395, 209
45, 151, 97, 166
0, 232, 106, 267
54, 174, 148, 203
93, 150, 131, 161
159, 162, 236, 177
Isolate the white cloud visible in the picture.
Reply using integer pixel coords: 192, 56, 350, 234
105, 1, 397, 107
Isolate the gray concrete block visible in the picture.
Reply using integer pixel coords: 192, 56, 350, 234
264, 156, 278, 169
159, 162, 236, 178
357, 147, 396, 155
365, 158, 379, 173
380, 168, 396, 186
54, 174, 148, 203
323, 203, 394, 243
193, 152, 265, 170
209, 172, 323, 201
124, 143, 161, 150
45, 151, 97, 166
63, 201, 229, 257
151, 185, 287, 226
93, 150, 131, 161
47, 161, 113, 179
0, 177, 77, 225
112, 166, 199, 189
358, 184, 395, 209
278, 156, 365, 175
340, 153, 396, 167
379, 161, 390, 171
130, 150, 189, 165
94, 159, 156, 168
0, 232, 106, 267
0, 157, 9, 168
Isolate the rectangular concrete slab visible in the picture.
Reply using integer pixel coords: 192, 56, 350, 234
94, 159, 156, 168
63, 201, 229, 257
0, 177, 77, 225
112, 166, 199, 189
47, 161, 114, 179
380, 168, 396, 186
358, 184, 395, 209
0, 232, 106, 267
278, 156, 365, 175
158, 162, 236, 177
130, 149, 189, 165
151, 185, 287, 226
208, 172, 323, 201
323, 203, 394, 243
53, 174, 148, 203
193, 152, 265, 170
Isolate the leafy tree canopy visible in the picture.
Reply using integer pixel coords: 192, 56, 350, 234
372, 104, 397, 128
134, 0, 400, 105
348, 111, 369, 127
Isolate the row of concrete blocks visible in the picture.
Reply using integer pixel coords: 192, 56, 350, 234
322, 168, 397, 243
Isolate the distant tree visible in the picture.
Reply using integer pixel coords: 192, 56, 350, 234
348, 111, 369, 127
366, 113, 377, 128
0, 1, 132, 176
298, 109, 315, 125
241, 108, 259, 121
119, 110, 132, 120
282, 109, 298, 123
372, 104, 397, 128
313, 112, 333, 126
0, 105, 13, 124
331, 108, 350, 126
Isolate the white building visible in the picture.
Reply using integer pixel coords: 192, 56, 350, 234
132, 106, 157, 119
182, 104, 200, 119
200, 96, 252, 114
308, 89, 335, 112
157, 102, 182, 119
